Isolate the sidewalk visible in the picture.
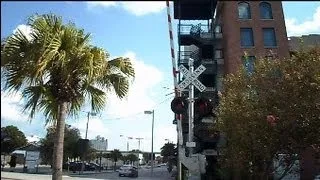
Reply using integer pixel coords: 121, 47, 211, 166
1, 165, 114, 175
1, 171, 103, 180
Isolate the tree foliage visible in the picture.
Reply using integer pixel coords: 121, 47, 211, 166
110, 149, 122, 162
9, 154, 17, 168
110, 149, 122, 170
160, 142, 177, 163
40, 124, 81, 165
123, 153, 139, 164
1, 126, 27, 154
216, 47, 320, 179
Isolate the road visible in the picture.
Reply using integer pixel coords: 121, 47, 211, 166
1, 166, 174, 180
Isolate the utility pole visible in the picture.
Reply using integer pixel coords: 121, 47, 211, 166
151, 110, 154, 177
144, 110, 155, 177
85, 112, 90, 139
84, 111, 97, 139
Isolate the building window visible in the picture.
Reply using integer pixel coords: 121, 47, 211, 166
263, 28, 277, 47
242, 56, 256, 75
260, 2, 273, 19
240, 28, 254, 47
238, 2, 251, 19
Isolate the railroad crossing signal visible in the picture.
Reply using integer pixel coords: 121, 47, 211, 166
177, 64, 207, 92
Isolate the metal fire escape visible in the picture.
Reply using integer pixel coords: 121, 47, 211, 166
173, 0, 223, 179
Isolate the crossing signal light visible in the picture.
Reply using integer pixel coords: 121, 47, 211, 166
195, 97, 213, 117
171, 97, 188, 114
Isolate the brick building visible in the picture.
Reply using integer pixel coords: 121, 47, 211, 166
214, 1, 290, 74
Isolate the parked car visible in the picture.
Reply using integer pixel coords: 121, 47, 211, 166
63, 161, 96, 172
118, 165, 138, 177
88, 162, 103, 171
314, 175, 320, 180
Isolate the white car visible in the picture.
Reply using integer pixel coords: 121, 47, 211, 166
118, 165, 138, 177
314, 175, 320, 180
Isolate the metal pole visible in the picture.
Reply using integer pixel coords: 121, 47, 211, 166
85, 112, 89, 139
188, 58, 194, 157
99, 151, 102, 172
136, 138, 143, 151
83, 112, 90, 174
151, 110, 154, 176
138, 140, 141, 150
127, 141, 129, 151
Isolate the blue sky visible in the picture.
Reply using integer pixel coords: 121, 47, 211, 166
1, 1, 320, 152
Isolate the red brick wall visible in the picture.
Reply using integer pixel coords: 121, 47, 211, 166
218, 1, 290, 74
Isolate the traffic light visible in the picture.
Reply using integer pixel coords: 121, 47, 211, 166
171, 97, 188, 114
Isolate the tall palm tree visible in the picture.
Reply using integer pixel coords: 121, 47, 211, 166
1, 14, 134, 180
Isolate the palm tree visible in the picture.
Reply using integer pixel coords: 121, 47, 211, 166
1, 14, 134, 180
110, 149, 122, 171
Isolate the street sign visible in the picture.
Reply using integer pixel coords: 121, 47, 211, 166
203, 149, 218, 156
186, 142, 196, 148
177, 65, 207, 92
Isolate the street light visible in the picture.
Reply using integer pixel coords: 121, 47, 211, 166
136, 138, 144, 152
83, 111, 97, 139
120, 135, 133, 151
144, 110, 154, 177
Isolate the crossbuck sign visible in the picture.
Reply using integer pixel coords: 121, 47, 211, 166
177, 64, 207, 92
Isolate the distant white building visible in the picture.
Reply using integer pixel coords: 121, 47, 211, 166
89, 138, 108, 151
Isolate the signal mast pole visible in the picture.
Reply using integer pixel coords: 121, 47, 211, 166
188, 58, 195, 156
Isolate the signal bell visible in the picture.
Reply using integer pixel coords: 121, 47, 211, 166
171, 97, 188, 114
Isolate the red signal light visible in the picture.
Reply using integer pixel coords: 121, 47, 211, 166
195, 97, 213, 116
171, 97, 188, 114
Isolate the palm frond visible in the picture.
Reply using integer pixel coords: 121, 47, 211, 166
84, 85, 106, 113
69, 95, 85, 118
108, 57, 135, 77
21, 85, 46, 119
99, 73, 129, 99
38, 85, 59, 125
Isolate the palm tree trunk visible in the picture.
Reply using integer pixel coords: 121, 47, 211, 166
52, 102, 67, 180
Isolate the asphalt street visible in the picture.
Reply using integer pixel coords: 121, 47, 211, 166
1, 166, 174, 180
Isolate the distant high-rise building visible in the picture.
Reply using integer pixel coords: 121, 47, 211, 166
90, 139, 108, 151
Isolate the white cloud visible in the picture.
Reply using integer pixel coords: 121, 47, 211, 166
119, 2, 166, 16
285, 6, 320, 36
105, 51, 164, 117
86, 1, 117, 9
12, 24, 34, 41
1, 91, 29, 122
86, 1, 166, 16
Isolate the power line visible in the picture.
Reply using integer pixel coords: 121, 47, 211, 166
97, 94, 174, 121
